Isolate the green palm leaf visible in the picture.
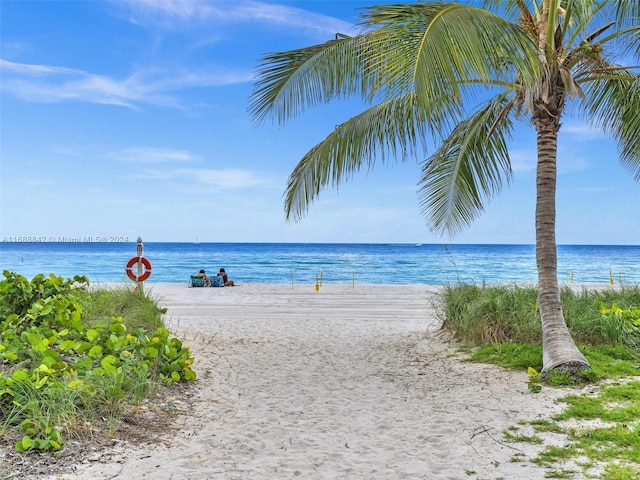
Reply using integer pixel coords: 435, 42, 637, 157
418, 95, 514, 238
284, 92, 425, 222
582, 71, 640, 181
249, 36, 361, 126
251, 3, 540, 135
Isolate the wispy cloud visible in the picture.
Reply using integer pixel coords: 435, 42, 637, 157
177, 168, 274, 188
123, 0, 356, 37
509, 149, 536, 173
0, 59, 252, 108
107, 147, 200, 163
1, 1, 353, 108
561, 122, 607, 140
133, 166, 276, 189
508, 147, 591, 175
126, 0, 204, 21
17, 177, 55, 187
0, 60, 85, 76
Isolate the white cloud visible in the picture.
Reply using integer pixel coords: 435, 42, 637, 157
0, 59, 253, 108
508, 147, 591, 175
1, 1, 352, 109
0, 59, 251, 108
1, 59, 159, 108
130, 167, 276, 189
127, 0, 203, 20
177, 168, 275, 188
13, 177, 54, 187
509, 149, 536, 173
131, 169, 177, 180
107, 147, 200, 163
123, 0, 356, 37
0, 59, 85, 76
561, 122, 607, 139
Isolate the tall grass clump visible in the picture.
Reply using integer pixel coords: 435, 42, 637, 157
0, 271, 196, 455
83, 286, 166, 332
440, 283, 541, 344
441, 283, 640, 349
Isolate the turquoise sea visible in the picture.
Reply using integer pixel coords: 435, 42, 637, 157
0, 242, 638, 286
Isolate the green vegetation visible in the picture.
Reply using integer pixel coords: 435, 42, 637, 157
441, 283, 640, 479
440, 283, 640, 347
0, 271, 196, 455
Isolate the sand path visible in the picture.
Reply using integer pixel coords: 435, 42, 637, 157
46, 284, 571, 480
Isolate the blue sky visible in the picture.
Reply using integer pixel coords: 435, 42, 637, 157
1, 0, 638, 245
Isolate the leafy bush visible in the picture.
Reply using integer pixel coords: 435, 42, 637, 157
598, 303, 640, 349
0, 271, 196, 453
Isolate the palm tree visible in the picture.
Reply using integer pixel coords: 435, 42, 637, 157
249, 1, 640, 374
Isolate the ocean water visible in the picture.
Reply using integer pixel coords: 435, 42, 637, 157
0, 242, 638, 286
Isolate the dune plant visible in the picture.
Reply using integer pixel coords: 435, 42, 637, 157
441, 283, 640, 349
0, 271, 196, 453
597, 303, 640, 349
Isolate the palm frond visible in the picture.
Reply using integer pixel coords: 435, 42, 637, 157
249, 35, 370, 126
474, 1, 531, 21
613, 1, 640, 60
284, 92, 425, 222
580, 68, 640, 181
361, 3, 540, 108
418, 95, 514, 238
603, 25, 640, 62
584, 21, 616, 43
614, 1, 640, 30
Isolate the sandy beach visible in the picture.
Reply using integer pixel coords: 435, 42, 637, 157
34, 282, 581, 480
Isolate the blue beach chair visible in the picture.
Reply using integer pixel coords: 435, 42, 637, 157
188, 274, 225, 287
189, 275, 206, 287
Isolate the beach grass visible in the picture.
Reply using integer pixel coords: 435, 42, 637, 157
0, 272, 195, 467
82, 286, 166, 332
440, 283, 640, 479
440, 283, 640, 347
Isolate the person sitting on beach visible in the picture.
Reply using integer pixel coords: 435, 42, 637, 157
218, 268, 235, 286
197, 269, 211, 287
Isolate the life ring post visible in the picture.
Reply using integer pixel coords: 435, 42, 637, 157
137, 236, 144, 295
125, 237, 152, 293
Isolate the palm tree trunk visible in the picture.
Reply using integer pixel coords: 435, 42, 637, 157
535, 119, 590, 374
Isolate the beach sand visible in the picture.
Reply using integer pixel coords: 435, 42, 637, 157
36, 283, 580, 480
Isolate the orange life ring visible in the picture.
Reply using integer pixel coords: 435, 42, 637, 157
125, 256, 152, 282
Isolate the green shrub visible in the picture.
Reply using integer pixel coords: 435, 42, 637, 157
0, 271, 196, 453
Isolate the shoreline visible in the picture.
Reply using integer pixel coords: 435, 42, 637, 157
3, 243, 639, 286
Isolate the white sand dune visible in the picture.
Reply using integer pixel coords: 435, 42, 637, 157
46, 283, 577, 480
